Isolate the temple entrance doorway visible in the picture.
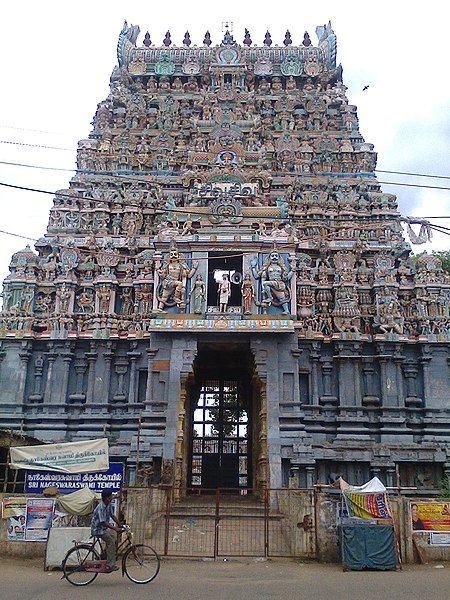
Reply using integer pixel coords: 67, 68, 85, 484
185, 340, 265, 494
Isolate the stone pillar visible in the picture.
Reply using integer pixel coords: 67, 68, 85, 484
403, 362, 422, 407
69, 358, 87, 402
353, 359, 362, 406
144, 348, 158, 411
370, 466, 381, 479
113, 357, 128, 402
319, 357, 337, 406
43, 350, 58, 404
420, 354, 432, 406
305, 465, 316, 489
385, 466, 396, 488
362, 359, 380, 406
29, 356, 44, 403
127, 350, 141, 404
393, 347, 405, 408
60, 351, 74, 405
310, 351, 320, 405
290, 465, 300, 488
16, 345, 31, 406
99, 345, 115, 406
85, 350, 98, 404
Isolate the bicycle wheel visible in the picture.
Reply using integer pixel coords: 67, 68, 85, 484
62, 544, 100, 586
123, 544, 160, 584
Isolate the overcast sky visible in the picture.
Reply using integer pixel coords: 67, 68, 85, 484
0, 1, 449, 283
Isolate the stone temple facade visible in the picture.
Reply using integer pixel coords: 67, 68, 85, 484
1, 23, 450, 494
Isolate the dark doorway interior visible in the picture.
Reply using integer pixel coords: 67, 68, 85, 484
207, 252, 242, 308
188, 341, 253, 491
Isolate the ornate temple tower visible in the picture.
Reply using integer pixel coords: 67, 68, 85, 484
1, 23, 450, 493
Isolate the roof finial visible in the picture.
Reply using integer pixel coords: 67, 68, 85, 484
263, 31, 272, 46
163, 31, 172, 47
302, 31, 311, 46
243, 29, 252, 46
283, 30, 292, 46
221, 21, 235, 45
203, 31, 212, 46
183, 31, 191, 46
143, 31, 152, 47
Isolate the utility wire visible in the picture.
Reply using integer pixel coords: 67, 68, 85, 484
0, 140, 449, 182
0, 125, 77, 137
1, 181, 450, 228
0, 229, 38, 242
376, 169, 450, 181
1, 159, 450, 192
0, 160, 74, 172
0, 140, 74, 152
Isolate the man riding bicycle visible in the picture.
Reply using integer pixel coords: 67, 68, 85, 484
90, 490, 122, 572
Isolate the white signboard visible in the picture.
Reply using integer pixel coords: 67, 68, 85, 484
10, 439, 109, 474
429, 532, 450, 546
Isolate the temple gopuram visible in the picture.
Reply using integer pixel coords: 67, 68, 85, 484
1, 23, 450, 494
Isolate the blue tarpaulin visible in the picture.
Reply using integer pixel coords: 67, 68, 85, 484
341, 524, 397, 571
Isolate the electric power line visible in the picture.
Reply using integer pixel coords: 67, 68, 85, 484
376, 169, 450, 181
1, 158, 450, 192
0, 140, 449, 183
0, 125, 77, 138
0, 140, 74, 152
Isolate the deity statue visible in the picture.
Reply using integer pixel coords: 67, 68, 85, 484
120, 288, 134, 315
218, 273, 231, 313
155, 244, 198, 312
76, 289, 95, 313
251, 250, 292, 314
97, 285, 112, 313
57, 284, 72, 313
241, 273, 255, 315
135, 285, 153, 315
20, 287, 34, 314
189, 274, 206, 314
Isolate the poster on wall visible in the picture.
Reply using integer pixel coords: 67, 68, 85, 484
411, 502, 450, 532
25, 462, 124, 494
10, 438, 109, 474
3, 498, 27, 541
6, 514, 26, 541
2, 497, 27, 519
25, 498, 55, 541
344, 492, 392, 520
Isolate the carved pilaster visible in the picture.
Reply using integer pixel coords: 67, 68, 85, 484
144, 348, 158, 409
113, 357, 128, 402
127, 348, 141, 404
100, 344, 115, 405
17, 344, 32, 406
85, 349, 98, 404
29, 356, 44, 402
362, 358, 380, 406
257, 379, 269, 492
319, 357, 337, 406
60, 350, 74, 404
310, 351, 320, 405
69, 358, 87, 402
403, 361, 422, 407
43, 349, 57, 404
174, 375, 188, 502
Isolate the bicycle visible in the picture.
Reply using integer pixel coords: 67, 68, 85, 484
61, 525, 160, 586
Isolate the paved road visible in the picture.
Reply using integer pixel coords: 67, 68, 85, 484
2, 557, 450, 600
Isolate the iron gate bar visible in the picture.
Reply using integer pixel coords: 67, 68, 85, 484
164, 486, 171, 556
156, 487, 315, 559
214, 488, 219, 558
264, 487, 269, 557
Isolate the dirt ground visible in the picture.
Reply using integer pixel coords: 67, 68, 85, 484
1, 556, 450, 600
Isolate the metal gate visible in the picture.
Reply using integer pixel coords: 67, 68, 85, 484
135, 487, 315, 559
